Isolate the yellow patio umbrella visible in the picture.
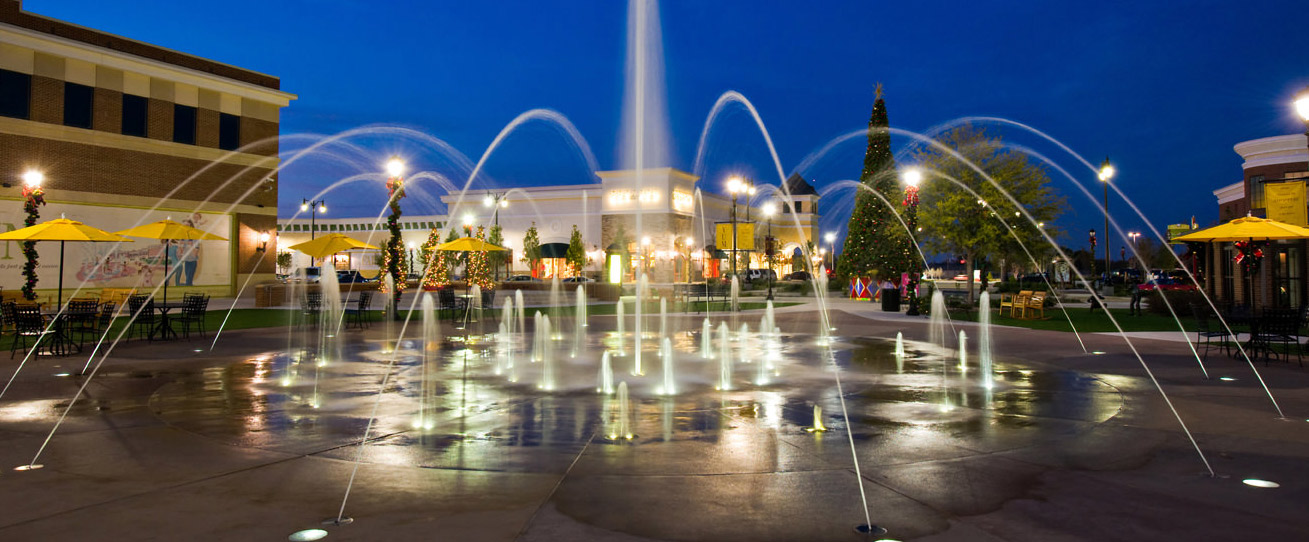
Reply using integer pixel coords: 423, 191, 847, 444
1173, 215, 1309, 243
115, 219, 228, 302
435, 237, 507, 252
1172, 214, 1309, 306
0, 217, 133, 308
287, 233, 380, 260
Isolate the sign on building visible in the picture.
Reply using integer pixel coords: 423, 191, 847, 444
1264, 180, 1307, 226
714, 223, 754, 251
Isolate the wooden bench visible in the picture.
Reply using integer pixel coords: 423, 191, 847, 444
99, 288, 137, 304
678, 283, 730, 313
1016, 291, 1047, 320
999, 291, 1031, 317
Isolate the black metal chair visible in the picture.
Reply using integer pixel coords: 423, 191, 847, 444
176, 294, 210, 339
1, 300, 17, 340
1250, 308, 1302, 366
10, 304, 52, 358
436, 287, 466, 321
126, 294, 156, 341
1191, 303, 1231, 361
344, 290, 373, 329
96, 301, 117, 337
302, 291, 323, 325
66, 298, 101, 348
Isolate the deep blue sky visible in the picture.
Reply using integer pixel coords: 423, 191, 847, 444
28, 0, 1309, 253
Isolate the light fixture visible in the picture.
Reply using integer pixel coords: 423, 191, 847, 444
1243, 478, 1280, 488
483, 194, 495, 208
300, 201, 309, 212
824, 232, 836, 244
762, 202, 777, 217
21, 169, 43, 188
727, 176, 742, 194
317, 202, 326, 214
641, 236, 651, 246
462, 212, 474, 226
386, 157, 406, 177
901, 168, 922, 188
1295, 86, 1309, 123
257, 231, 271, 252
1098, 157, 1115, 182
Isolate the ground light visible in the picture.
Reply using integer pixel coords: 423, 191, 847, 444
1242, 479, 1279, 488
1091, 351, 1107, 355
14, 464, 43, 471
288, 528, 328, 541
1219, 376, 1236, 382
855, 524, 888, 535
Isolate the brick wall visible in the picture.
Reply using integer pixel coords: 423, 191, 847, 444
196, 108, 219, 148
91, 87, 121, 132
235, 212, 277, 274
146, 98, 172, 141
29, 75, 61, 123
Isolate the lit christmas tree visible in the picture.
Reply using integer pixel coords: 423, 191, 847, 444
836, 84, 911, 286
419, 227, 450, 289
466, 226, 495, 291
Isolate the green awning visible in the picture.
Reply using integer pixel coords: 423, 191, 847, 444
540, 242, 569, 258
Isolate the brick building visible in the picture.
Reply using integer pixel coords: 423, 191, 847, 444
0, 0, 294, 298
1204, 133, 1309, 309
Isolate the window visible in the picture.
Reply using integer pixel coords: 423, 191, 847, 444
121, 94, 147, 136
173, 104, 197, 144
0, 69, 32, 119
1249, 175, 1266, 208
218, 112, 240, 150
62, 82, 94, 128
1277, 245, 1301, 308
1222, 244, 1235, 304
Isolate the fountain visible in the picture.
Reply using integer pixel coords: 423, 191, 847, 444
700, 317, 713, 359
538, 314, 554, 391
382, 273, 396, 353
515, 289, 526, 338
958, 330, 968, 373
659, 296, 667, 341
659, 337, 675, 395
729, 276, 740, 312
609, 381, 633, 440
616, 300, 626, 356
598, 351, 614, 394
810, 405, 827, 432
979, 291, 994, 390
416, 293, 438, 429
717, 321, 732, 390
573, 285, 587, 357
634, 273, 647, 375
928, 290, 948, 352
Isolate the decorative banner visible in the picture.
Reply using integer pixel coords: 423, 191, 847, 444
849, 276, 873, 300
0, 203, 231, 292
1264, 181, 1307, 226
714, 222, 755, 251
1166, 223, 1193, 245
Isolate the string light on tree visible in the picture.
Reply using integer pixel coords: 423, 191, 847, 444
20, 170, 46, 300
381, 157, 408, 308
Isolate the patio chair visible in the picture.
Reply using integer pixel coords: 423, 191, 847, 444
302, 291, 323, 325
176, 294, 210, 339
1250, 308, 1302, 366
97, 301, 118, 335
344, 290, 373, 329
66, 298, 101, 348
1, 300, 15, 338
1191, 303, 1231, 361
126, 294, 156, 341
1017, 291, 1046, 319
10, 304, 52, 358
437, 287, 466, 321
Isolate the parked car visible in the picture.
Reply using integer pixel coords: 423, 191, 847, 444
783, 271, 811, 281
336, 270, 375, 284
743, 269, 777, 282
286, 266, 322, 284
951, 274, 969, 281
1110, 268, 1143, 284
1136, 277, 1197, 292
507, 274, 540, 282
562, 276, 594, 283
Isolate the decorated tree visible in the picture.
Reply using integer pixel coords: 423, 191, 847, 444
20, 181, 45, 300
419, 227, 451, 288
522, 222, 541, 277
565, 225, 586, 276
381, 166, 407, 306
466, 226, 495, 291
915, 124, 1065, 302
836, 84, 912, 285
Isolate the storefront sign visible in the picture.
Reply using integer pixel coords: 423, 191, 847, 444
1265, 181, 1307, 226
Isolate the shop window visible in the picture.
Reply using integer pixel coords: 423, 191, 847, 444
0, 69, 31, 119
121, 94, 147, 136
63, 82, 93, 128
1277, 245, 1301, 308
1249, 175, 1266, 208
219, 113, 241, 150
173, 104, 197, 144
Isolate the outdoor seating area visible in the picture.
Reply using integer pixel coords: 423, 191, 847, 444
997, 290, 1048, 320
1213, 304, 1309, 367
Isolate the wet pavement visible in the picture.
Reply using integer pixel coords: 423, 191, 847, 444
1, 300, 1307, 540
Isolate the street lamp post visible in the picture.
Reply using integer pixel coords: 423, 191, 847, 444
902, 168, 922, 315
300, 198, 326, 265
1098, 158, 1115, 295
1089, 229, 1097, 283
1128, 231, 1141, 270
483, 192, 509, 279
763, 202, 777, 301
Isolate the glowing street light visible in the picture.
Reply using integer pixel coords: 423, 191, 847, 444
824, 231, 836, 273
386, 157, 406, 178
22, 170, 43, 188
1098, 157, 1115, 294
383, 156, 408, 310
901, 167, 923, 315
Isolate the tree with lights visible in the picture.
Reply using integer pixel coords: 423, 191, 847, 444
915, 124, 1065, 303
381, 158, 408, 307
419, 227, 451, 289
466, 226, 495, 291
836, 84, 912, 287
522, 222, 541, 278
487, 224, 506, 279
565, 225, 586, 276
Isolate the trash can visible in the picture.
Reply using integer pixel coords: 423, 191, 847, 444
880, 288, 901, 312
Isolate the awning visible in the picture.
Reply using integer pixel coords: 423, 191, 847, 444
540, 242, 569, 258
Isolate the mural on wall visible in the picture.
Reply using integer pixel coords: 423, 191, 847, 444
0, 204, 230, 292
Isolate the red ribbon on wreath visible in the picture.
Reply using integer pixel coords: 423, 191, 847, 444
1233, 240, 1265, 275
